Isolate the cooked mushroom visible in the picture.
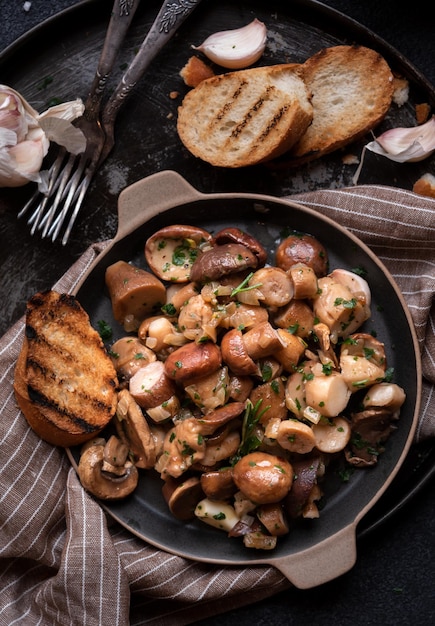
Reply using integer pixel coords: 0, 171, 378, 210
77, 437, 139, 500
276, 418, 316, 454
274, 328, 306, 372
304, 371, 351, 418
287, 263, 319, 299
189, 243, 259, 284
138, 316, 182, 354
219, 301, 269, 330
164, 340, 222, 384
284, 454, 322, 518
178, 293, 217, 342
145, 224, 212, 282
256, 502, 289, 536
110, 336, 156, 381
346, 407, 399, 466
105, 260, 166, 329
228, 374, 254, 402
329, 268, 371, 307
249, 378, 287, 424
196, 401, 245, 435
200, 467, 238, 500
129, 360, 177, 410
273, 299, 315, 338
232, 451, 293, 504
194, 498, 240, 531
115, 388, 163, 468
313, 276, 371, 342
211, 227, 268, 266
241, 321, 286, 360
156, 417, 206, 478
220, 328, 258, 376
201, 429, 241, 467
185, 366, 230, 411
362, 382, 406, 411
312, 416, 352, 453
275, 232, 329, 277
162, 475, 205, 520
248, 267, 293, 308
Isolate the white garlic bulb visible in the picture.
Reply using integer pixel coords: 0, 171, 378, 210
193, 19, 267, 70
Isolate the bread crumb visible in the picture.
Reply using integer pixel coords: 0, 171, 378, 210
167, 112, 174, 120
392, 76, 409, 107
413, 173, 435, 198
169, 91, 179, 100
415, 103, 431, 125
342, 153, 359, 165
180, 56, 215, 87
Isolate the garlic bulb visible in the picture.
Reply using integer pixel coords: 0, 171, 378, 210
0, 85, 85, 188
193, 19, 267, 70
365, 116, 435, 163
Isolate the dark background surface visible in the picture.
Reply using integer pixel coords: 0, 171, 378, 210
1, 2, 435, 625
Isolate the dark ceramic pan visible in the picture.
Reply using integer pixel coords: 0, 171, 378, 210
67, 170, 421, 588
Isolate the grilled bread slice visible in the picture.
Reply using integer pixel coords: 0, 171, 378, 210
14, 290, 118, 447
177, 64, 313, 168
287, 45, 394, 164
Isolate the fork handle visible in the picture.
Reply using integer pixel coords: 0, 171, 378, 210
99, 0, 203, 149
84, 0, 141, 121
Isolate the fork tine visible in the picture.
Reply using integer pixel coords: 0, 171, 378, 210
48, 154, 89, 241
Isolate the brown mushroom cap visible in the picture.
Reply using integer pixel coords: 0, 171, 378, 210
129, 360, 177, 409
220, 328, 258, 376
232, 451, 293, 504
164, 340, 222, 383
190, 243, 258, 284
211, 227, 268, 267
200, 467, 237, 500
162, 475, 205, 520
275, 233, 329, 277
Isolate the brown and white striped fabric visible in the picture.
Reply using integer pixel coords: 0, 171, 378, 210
1, 185, 434, 625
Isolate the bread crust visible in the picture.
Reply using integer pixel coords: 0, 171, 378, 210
14, 291, 118, 447
288, 45, 394, 164
177, 64, 313, 168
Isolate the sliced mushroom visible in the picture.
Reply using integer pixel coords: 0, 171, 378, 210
196, 401, 245, 435
228, 374, 254, 402
232, 452, 293, 504
138, 316, 179, 354
219, 301, 269, 330
312, 416, 352, 453
156, 417, 206, 478
145, 224, 212, 282
276, 418, 316, 454
190, 243, 258, 284
201, 429, 241, 467
105, 260, 166, 329
243, 531, 277, 550
77, 438, 139, 500
362, 382, 406, 411
185, 366, 230, 411
304, 371, 351, 418
274, 328, 306, 372
241, 321, 286, 360
273, 299, 315, 338
178, 294, 217, 342
249, 267, 293, 308
275, 233, 329, 277
330, 268, 371, 308
162, 475, 205, 520
287, 262, 318, 299
284, 454, 322, 518
129, 360, 177, 409
220, 328, 258, 376
109, 336, 157, 382
313, 276, 371, 342
195, 498, 240, 532
115, 389, 161, 469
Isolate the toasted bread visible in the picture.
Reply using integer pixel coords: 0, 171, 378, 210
177, 64, 313, 168
287, 45, 394, 164
14, 291, 118, 447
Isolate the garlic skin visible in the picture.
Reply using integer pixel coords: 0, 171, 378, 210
0, 85, 85, 188
365, 116, 435, 163
193, 19, 267, 70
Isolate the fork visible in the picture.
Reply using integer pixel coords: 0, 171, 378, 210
19, 0, 203, 245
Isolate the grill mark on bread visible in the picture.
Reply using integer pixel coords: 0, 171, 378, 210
216, 80, 248, 121
18, 290, 118, 440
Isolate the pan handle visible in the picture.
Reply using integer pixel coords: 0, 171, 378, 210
116, 170, 203, 241
270, 525, 357, 589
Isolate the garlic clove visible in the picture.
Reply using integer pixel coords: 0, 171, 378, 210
365, 115, 435, 163
193, 18, 267, 70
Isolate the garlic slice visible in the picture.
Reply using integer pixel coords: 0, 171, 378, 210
365, 116, 435, 163
193, 18, 267, 70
